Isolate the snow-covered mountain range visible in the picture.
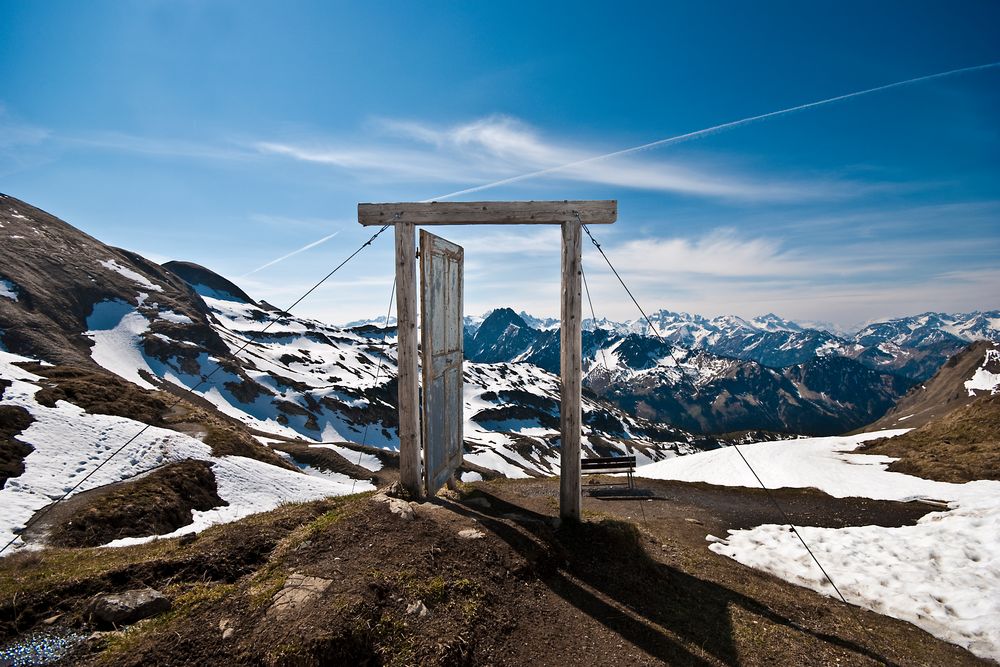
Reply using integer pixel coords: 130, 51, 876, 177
453, 307, 1000, 382
461, 308, 912, 435
337, 308, 1000, 385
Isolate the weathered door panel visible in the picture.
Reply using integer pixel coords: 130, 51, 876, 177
419, 230, 464, 495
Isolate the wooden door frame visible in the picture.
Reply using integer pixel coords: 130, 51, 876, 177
359, 200, 617, 520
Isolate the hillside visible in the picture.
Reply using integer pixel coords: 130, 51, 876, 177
860, 341, 1000, 482
865, 340, 1000, 431
0, 194, 226, 369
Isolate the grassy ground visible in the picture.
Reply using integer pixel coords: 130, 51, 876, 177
42, 459, 225, 548
861, 394, 1000, 482
0, 479, 987, 666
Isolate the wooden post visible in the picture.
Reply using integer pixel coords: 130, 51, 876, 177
560, 220, 582, 521
395, 222, 421, 497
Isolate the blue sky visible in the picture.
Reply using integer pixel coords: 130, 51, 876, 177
1, 1, 998, 328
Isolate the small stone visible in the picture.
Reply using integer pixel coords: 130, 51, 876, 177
684, 518, 703, 525
405, 600, 430, 618
222, 627, 235, 640
373, 493, 415, 520
458, 528, 485, 540
42, 614, 62, 625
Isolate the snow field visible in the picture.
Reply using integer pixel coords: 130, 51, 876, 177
0, 351, 364, 553
637, 432, 1000, 660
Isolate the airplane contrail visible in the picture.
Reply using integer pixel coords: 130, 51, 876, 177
425, 61, 1000, 202
248, 60, 999, 271
240, 230, 341, 277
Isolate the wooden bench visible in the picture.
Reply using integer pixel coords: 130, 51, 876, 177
581, 455, 636, 490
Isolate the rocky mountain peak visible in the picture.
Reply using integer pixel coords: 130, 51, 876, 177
162, 261, 255, 304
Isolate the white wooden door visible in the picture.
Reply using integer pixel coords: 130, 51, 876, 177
419, 230, 464, 495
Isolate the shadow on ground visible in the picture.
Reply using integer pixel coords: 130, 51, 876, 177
443, 490, 902, 667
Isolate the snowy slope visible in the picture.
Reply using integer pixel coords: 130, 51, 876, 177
94, 291, 696, 479
0, 349, 367, 553
964, 347, 1000, 396
462, 361, 697, 478
637, 433, 1000, 660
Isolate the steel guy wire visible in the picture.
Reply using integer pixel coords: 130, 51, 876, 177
582, 262, 649, 530
577, 216, 692, 383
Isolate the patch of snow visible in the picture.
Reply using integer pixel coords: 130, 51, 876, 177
638, 432, 1000, 660
964, 349, 1000, 396
190, 283, 244, 302
311, 444, 383, 472
85, 300, 158, 390
0, 279, 18, 301
99, 259, 163, 293
461, 471, 483, 482
157, 309, 193, 325
288, 459, 376, 491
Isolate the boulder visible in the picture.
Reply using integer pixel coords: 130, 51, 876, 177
267, 573, 332, 619
88, 588, 170, 627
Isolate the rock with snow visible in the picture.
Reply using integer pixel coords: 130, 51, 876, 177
964, 347, 1000, 396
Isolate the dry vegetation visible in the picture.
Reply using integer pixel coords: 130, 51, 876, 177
0, 402, 33, 489
44, 459, 226, 548
861, 393, 1000, 482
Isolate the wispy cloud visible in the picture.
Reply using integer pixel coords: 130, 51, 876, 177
0, 106, 50, 148
255, 115, 857, 202
62, 132, 256, 161
428, 61, 1000, 201
588, 228, 897, 280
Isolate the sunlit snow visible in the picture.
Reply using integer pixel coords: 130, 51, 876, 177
99, 259, 163, 292
637, 433, 1000, 660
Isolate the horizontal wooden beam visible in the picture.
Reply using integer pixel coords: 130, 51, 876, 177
358, 200, 617, 226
